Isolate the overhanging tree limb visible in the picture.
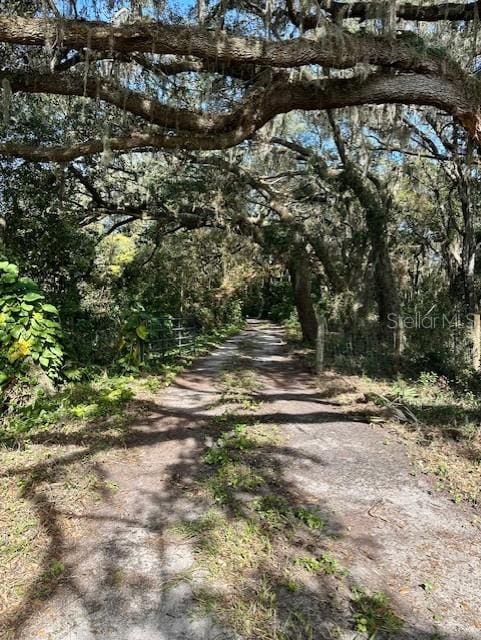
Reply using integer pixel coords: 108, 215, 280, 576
1, 13, 481, 161
287, 0, 481, 29
0, 16, 462, 75
0, 73, 478, 161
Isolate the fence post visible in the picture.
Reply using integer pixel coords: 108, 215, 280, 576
393, 313, 405, 372
314, 306, 325, 374
472, 311, 481, 371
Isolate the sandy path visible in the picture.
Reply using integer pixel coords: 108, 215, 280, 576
16, 321, 481, 640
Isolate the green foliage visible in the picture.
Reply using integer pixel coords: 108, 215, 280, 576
282, 312, 302, 342
389, 381, 418, 402
294, 507, 326, 530
208, 462, 265, 503
95, 234, 136, 279
418, 371, 440, 387
203, 444, 232, 466
0, 375, 133, 444
253, 495, 290, 528
0, 260, 63, 385
48, 560, 65, 577
203, 423, 257, 466
220, 368, 257, 393
260, 278, 295, 324
117, 304, 160, 370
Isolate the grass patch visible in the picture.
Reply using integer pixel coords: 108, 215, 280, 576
220, 368, 258, 393
217, 360, 261, 410
252, 494, 290, 529
202, 421, 281, 506
0, 375, 134, 445
294, 506, 326, 530
203, 422, 259, 464
207, 462, 265, 503
295, 552, 346, 576
282, 314, 302, 343
352, 589, 404, 635
136, 363, 184, 393
185, 510, 271, 577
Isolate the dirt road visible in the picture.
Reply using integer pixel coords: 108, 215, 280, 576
16, 321, 481, 639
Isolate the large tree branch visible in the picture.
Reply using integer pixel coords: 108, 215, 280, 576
333, 0, 481, 21
0, 71, 479, 161
0, 16, 461, 76
130, 54, 261, 82
54, 48, 260, 81
288, 0, 481, 30
70, 165, 223, 235
3, 69, 226, 133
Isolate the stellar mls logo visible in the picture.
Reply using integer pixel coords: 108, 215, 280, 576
387, 312, 473, 330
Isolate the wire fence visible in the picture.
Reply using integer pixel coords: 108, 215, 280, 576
140, 316, 201, 364
63, 316, 202, 367
317, 318, 474, 377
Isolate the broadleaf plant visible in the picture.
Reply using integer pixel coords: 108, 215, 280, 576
0, 260, 63, 386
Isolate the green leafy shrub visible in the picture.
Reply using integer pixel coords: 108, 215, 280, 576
294, 507, 326, 530
117, 304, 162, 370
418, 371, 439, 387
282, 311, 302, 342
203, 423, 258, 466
295, 552, 344, 575
0, 260, 63, 386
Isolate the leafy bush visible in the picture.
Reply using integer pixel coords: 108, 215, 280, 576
0, 260, 63, 387
117, 303, 160, 370
282, 311, 302, 342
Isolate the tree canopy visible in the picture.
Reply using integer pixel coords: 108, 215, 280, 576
3, 0, 481, 380
1, 0, 481, 160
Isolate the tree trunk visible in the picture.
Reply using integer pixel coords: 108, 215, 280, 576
472, 311, 481, 371
454, 161, 480, 370
307, 231, 346, 293
327, 112, 401, 345
369, 222, 401, 338
344, 168, 401, 341
463, 237, 479, 371
0, 214, 5, 253
288, 246, 318, 343
314, 306, 326, 373
197, 0, 206, 23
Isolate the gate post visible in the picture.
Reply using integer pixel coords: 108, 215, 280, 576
314, 306, 325, 374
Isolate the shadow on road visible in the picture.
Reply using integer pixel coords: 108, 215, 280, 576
2, 322, 479, 640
